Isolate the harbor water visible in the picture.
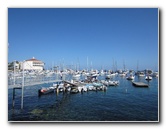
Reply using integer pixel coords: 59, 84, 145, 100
8, 74, 158, 121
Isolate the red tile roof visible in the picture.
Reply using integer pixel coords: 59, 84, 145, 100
26, 57, 43, 62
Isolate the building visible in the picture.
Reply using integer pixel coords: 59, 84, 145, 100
8, 61, 20, 71
21, 57, 44, 71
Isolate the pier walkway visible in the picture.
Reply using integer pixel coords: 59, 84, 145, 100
63, 80, 79, 87
8, 80, 62, 89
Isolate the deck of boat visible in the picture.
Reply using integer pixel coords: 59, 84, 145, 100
132, 82, 149, 87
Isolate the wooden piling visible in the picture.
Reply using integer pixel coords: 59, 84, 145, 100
12, 87, 22, 108
12, 88, 15, 108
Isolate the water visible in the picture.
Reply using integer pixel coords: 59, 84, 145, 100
8, 75, 158, 121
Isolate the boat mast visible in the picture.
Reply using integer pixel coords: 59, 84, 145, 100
91, 61, 93, 71
13, 60, 16, 85
115, 60, 117, 72
87, 56, 89, 72
137, 60, 139, 72
112, 58, 115, 72
77, 57, 80, 71
123, 60, 126, 71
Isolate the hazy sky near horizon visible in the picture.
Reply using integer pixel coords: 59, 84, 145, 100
8, 8, 158, 70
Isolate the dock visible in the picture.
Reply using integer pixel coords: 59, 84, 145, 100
132, 82, 149, 87
63, 80, 79, 87
8, 80, 62, 89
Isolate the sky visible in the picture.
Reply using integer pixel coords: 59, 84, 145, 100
8, 8, 158, 71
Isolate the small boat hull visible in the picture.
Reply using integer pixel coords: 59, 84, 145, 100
70, 88, 79, 94
132, 82, 149, 87
38, 87, 55, 96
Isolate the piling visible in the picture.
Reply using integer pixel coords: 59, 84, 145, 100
56, 85, 59, 94
12, 87, 22, 108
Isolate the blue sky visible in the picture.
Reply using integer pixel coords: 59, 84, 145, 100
8, 8, 158, 70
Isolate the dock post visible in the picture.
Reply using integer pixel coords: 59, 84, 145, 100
56, 85, 59, 94
12, 88, 15, 108
12, 87, 22, 108
21, 61, 25, 109
13, 60, 16, 85
63, 87, 66, 93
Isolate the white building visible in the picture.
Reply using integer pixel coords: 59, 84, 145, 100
21, 57, 44, 71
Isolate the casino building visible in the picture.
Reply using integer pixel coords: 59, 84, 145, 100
20, 57, 44, 71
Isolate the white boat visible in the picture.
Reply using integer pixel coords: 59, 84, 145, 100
100, 70, 105, 75
101, 80, 109, 86
70, 88, 79, 94
78, 86, 83, 92
101, 80, 119, 86
138, 72, 145, 77
85, 83, 94, 91
73, 74, 80, 80
126, 74, 135, 80
86, 74, 98, 82
105, 74, 111, 79
38, 86, 55, 96
108, 80, 119, 86
145, 75, 152, 80
66, 87, 71, 92
110, 73, 116, 76
82, 85, 88, 92
119, 73, 126, 77
152, 72, 158, 77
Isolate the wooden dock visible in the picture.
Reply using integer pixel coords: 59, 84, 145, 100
63, 80, 79, 87
8, 80, 62, 89
132, 82, 149, 87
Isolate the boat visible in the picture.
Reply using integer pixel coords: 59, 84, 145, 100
101, 80, 109, 86
126, 74, 135, 80
132, 81, 149, 87
107, 80, 119, 86
105, 74, 111, 79
101, 80, 119, 86
73, 74, 80, 78
138, 71, 145, 77
53, 81, 64, 88
57, 83, 66, 92
70, 88, 79, 94
93, 82, 103, 87
119, 72, 126, 77
152, 72, 158, 77
78, 86, 83, 92
82, 85, 88, 92
85, 83, 94, 91
91, 82, 107, 91
66, 86, 71, 92
145, 75, 152, 80
38, 86, 56, 96
72, 74, 80, 81
85, 74, 98, 82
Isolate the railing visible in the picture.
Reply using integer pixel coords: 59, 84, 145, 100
8, 73, 69, 88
